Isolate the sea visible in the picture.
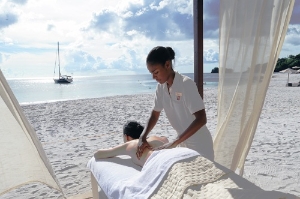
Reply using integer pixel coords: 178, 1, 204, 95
6, 73, 218, 104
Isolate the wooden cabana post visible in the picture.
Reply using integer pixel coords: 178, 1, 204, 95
193, 0, 204, 98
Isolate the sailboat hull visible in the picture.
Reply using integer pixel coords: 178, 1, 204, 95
54, 76, 73, 84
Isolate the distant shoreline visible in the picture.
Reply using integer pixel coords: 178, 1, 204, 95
8, 73, 219, 104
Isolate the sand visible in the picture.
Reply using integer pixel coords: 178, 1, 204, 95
0, 73, 299, 199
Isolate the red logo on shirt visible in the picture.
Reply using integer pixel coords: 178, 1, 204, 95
175, 92, 182, 100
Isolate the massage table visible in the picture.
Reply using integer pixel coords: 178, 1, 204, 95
87, 148, 299, 199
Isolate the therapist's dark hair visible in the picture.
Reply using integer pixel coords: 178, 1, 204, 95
123, 120, 144, 139
146, 46, 175, 67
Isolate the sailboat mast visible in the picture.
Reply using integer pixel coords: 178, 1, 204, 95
58, 42, 61, 77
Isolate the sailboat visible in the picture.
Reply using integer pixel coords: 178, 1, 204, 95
53, 42, 73, 83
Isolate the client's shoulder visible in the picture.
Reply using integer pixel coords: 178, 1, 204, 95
126, 139, 139, 148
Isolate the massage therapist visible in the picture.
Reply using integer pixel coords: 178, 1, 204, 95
136, 46, 214, 160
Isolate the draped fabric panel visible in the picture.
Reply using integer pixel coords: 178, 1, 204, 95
0, 70, 64, 196
213, 0, 294, 175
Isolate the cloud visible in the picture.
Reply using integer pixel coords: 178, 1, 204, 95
87, 0, 193, 41
285, 35, 300, 46
110, 56, 133, 70
287, 25, 300, 35
285, 25, 300, 46
0, 13, 18, 29
63, 50, 104, 74
47, 24, 55, 31
62, 47, 148, 75
175, 55, 193, 71
204, 49, 218, 63
110, 48, 144, 70
203, 0, 219, 39
8, 0, 28, 5
89, 10, 118, 34
0, 0, 29, 30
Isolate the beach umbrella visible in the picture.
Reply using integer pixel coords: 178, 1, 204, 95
279, 68, 297, 84
292, 66, 300, 73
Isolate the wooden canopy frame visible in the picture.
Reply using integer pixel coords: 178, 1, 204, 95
193, 0, 204, 98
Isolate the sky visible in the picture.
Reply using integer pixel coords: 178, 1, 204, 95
0, 0, 299, 79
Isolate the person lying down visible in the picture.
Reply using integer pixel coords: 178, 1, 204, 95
94, 120, 169, 167
92, 121, 202, 198
92, 122, 299, 199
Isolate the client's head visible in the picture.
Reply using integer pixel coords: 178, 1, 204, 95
123, 120, 144, 142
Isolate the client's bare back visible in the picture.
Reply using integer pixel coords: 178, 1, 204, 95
94, 136, 168, 167
127, 136, 168, 166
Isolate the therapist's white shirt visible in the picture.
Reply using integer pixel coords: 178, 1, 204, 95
153, 71, 214, 160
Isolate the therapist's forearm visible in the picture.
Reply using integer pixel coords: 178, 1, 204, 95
141, 110, 160, 141
174, 111, 207, 146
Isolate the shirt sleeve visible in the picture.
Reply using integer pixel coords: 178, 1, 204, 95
183, 79, 205, 114
153, 84, 163, 112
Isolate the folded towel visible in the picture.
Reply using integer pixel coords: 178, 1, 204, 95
151, 155, 299, 199
151, 155, 226, 199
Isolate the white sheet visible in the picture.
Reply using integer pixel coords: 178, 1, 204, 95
87, 147, 199, 199
87, 155, 141, 198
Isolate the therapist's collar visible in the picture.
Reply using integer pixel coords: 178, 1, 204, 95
171, 71, 180, 88
163, 71, 179, 90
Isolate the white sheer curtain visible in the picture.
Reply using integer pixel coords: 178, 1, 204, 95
213, 0, 294, 175
0, 70, 64, 196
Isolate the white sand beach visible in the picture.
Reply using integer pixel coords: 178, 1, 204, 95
1, 73, 299, 199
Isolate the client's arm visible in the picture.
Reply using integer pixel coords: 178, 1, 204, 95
94, 141, 134, 159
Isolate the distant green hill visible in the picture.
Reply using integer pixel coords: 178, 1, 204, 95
211, 67, 219, 73
274, 53, 300, 72
210, 53, 300, 73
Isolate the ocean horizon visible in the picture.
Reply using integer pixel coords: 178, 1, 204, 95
7, 73, 219, 104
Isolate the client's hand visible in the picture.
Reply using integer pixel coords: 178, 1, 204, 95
153, 141, 177, 151
136, 138, 152, 159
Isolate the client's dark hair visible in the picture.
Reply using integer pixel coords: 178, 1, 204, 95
123, 121, 144, 139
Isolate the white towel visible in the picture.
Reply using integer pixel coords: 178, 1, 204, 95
108, 147, 199, 199
87, 155, 141, 196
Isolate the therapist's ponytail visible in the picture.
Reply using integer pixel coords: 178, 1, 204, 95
166, 47, 175, 60
146, 46, 175, 67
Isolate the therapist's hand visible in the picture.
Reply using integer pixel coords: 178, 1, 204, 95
136, 138, 152, 159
